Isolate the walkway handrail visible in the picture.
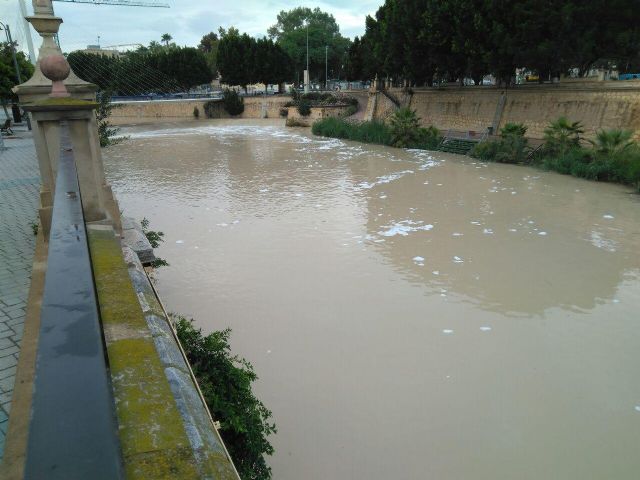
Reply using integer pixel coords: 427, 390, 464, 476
24, 123, 124, 479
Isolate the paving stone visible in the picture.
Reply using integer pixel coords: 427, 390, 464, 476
0, 134, 39, 459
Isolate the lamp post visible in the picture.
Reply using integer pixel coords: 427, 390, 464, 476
325, 45, 328, 91
305, 21, 309, 93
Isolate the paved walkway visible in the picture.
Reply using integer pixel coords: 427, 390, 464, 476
0, 130, 39, 459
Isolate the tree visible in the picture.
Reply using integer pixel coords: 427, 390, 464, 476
199, 32, 220, 76
161, 33, 172, 46
0, 42, 34, 116
268, 7, 351, 84
217, 27, 255, 91
254, 37, 291, 92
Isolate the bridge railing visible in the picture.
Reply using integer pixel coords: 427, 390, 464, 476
24, 123, 124, 479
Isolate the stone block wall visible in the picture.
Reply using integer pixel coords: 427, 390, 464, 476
110, 96, 291, 125
374, 82, 640, 139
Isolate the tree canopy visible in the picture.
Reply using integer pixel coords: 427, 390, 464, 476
346, 0, 640, 86
217, 27, 291, 91
67, 43, 212, 95
268, 7, 351, 83
0, 43, 34, 102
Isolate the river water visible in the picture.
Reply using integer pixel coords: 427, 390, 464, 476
104, 120, 640, 480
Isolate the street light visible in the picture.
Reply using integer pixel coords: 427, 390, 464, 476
325, 45, 328, 91
305, 21, 309, 93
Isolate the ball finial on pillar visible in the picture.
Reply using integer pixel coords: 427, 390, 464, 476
40, 54, 71, 98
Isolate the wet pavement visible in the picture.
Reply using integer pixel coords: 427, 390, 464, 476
0, 130, 39, 459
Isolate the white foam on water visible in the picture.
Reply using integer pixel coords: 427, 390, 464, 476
356, 170, 415, 190
432, 271, 440, 275
259, 188, 269, 193
635, 406, 640, 412
480, 326, 492, 332
216, 223, 228, 227
378, 220, 434, 237
590, 231, 617, 252
452, 232, 463, 237
483, 228, 494, 235
413, 256, 425, 262
379, 195, 387, 199
603, 214, 615, 219
509, 228, 517, 232
453, 256, 464, 263
538, 231, 547, 236
470, 221, 481, 225
176, 240, 184, 244
442, 329, 454, 334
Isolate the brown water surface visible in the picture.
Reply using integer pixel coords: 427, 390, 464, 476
104, 120, 640, 480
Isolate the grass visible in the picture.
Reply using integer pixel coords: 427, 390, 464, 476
312, 117, 393, 145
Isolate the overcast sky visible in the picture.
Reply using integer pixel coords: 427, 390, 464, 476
0, 0, 380, 55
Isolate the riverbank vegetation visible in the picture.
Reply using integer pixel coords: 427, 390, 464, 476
312, 108, 440, 149
471, 119, 640, 190
285, 90, 359, 117
174, 316, 276, 480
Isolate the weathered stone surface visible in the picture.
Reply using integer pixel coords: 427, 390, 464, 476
121, 219, 155, 265
371, 82, 640, 140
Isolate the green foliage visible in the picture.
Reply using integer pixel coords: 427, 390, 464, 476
589, 129, 634, 156
268, 7, 351, 83
470, 122, 529, 163
174, 316, 276, 480
312, 117, 393, 145
389, 108, 422, 147
218, 28, 290, 90
222, 89, 244, 116
193, 106, 200, 119
297, 100, 311, 116
346, 0, 640, 86
67, 45, 212, 94
96, 92, 127, 147
203, 100, 219, 118
415, 126, 442, 150
0, 43, 34, 101
141, 217, 169, 267
543, 117, 584, 157
30, 221, 38, 236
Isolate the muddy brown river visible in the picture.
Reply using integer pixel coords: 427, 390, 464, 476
104, 120, 640, 479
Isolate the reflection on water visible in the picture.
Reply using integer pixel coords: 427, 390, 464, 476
104, 120, 640, 480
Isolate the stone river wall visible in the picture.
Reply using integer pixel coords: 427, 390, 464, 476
370, 81, 640, 139
110, 96, 291, 125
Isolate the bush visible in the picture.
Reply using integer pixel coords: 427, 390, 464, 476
389, 107, 422, 148
175, 316, 276, 480
203, 100, 218, 118
312, 117, 393, 145
415, 126, 442, 150
342, 105, 358, 117
543, 116, 584, 158
222, 88, 244, 116
470, 122, 529, 163
193, 106, 200, 119
279, 107, 288, 117
297, 100, 311, 116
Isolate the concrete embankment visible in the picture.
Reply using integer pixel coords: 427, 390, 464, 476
368, 81, 640, 139
110, 91, 371, 126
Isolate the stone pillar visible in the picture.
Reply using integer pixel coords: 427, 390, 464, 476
14, 0, 122, 237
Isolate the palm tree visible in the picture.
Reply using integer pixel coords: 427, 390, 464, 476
543, 117, 584, 157
589, 129, 634, 156
161, 33, 173, 47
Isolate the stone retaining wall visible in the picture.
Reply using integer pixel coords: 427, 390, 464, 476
372, 82, 640, 139
111, 96, 291, 125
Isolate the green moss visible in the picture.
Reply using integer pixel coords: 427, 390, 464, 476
87, 228, 202, 479
33, 97, 98, 108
